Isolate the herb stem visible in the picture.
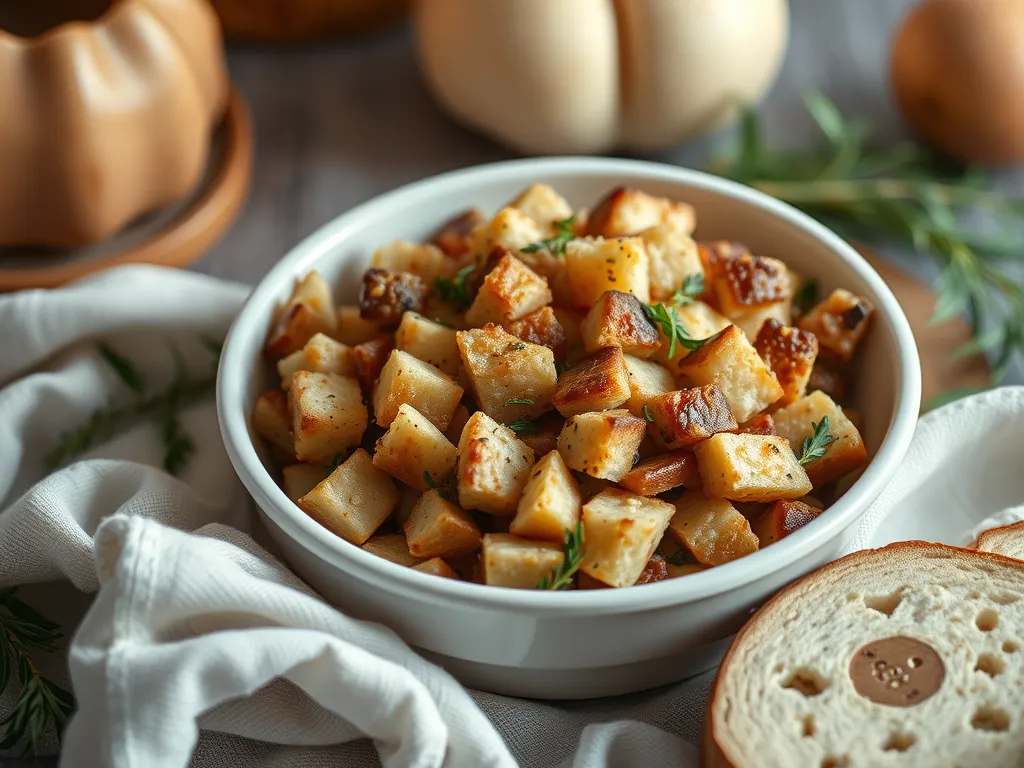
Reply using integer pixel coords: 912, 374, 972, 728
750, 178, 1007, 208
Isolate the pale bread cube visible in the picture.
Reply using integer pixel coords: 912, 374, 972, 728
797, 288, 874, 362
372, 404, 457, 490
579, 488, 675, 588
586, 187, 695, 238
252, 389, 295, 458
556, 409, 647, 482
509, 450, 582, 542
465, 253, 552, 326
362, 533, 423, 567
694, 433, 812, 501
469, 207, 545, 260
553, 346, 632, 417
507, 183, 573, 232
772, 390, 868, 487
622, 355, 677, 418
647, 385, 738, 449
640, 223, 704, 302
652, 300, 732, 374
579, 290, 661, 358
371, 240, 447, 284
456, 325, 557, 423
563, 237, 651, 307
732, 300, 792, 342
755, 319, 818, 405
669, 493, 759, 566
266, 271, 337, 358
277, 333, 354, 388
411, 557, 459, 579
457, 411, 535, 515
335, 306, 386, 346
288, 372, 367, 464
403, 490, 482, 560
282, 463, 330, 503
677, 325, 783, 423
481, 533, 564, 589
395, 312, 461, 376
372, 349, 464, 431
298, 448, 398, 545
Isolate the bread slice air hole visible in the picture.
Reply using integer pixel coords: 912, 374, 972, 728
991, 592, 1020, 606
883, 732, 916, 752
967, 591, 982, 600
975, 653, 1006, 677
821, 755, 850, 768
845, 593, 858, 602
975, 608, 999, 632
971, 706, 1010, 733
1003, 640, 1020, 654
782, 668, 828, 697
800, 714, 816, 737
864, 591, 903, 616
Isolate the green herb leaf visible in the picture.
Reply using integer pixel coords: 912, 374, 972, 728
672, 273, 705, 305
435, 264, 476, 308
793, 279, 819, 315
98, 343, 145, 394
537, 521, 586, 590
502, 398, 535, 407
664, 549, 691, 567
643, 404, 655, 423
423, 470, 437, 489
798, 416, 834, 465
522, 215, 577, 255
507, 418, 541, 435
328, 453, 346, 470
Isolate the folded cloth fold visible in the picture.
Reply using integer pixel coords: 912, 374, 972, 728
0, 265, 1020, 768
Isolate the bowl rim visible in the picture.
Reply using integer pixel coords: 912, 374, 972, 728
218, 156, 922, 616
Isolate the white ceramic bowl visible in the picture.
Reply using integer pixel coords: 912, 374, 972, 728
218, 157, 921, 699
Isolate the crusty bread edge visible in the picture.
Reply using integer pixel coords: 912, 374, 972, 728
971, 520, 1024, 553
702, 540, 1024, 768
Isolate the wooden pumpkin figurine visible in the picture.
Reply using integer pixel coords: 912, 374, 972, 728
415, 0, 790, 155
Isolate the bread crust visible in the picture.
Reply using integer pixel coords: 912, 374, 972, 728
972, 520, 1024, 559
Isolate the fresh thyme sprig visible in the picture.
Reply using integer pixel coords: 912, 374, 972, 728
641, 303, 715, 359
672, 273, 705, 305
798, 417, 834, 466
522, 215, 577, 256
642, 404, 655, 423
0, 589, 75, 757
435, 264, 475, 308
502, 398, 535, 407
712, 91, 1024, 397
663, 549, 692, 567
507, 418, 540, 435
537, 521, 585, 590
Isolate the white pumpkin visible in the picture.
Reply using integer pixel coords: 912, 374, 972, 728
415, 0, 789, 155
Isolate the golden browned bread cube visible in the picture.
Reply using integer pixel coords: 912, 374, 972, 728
507, 183, 573, 231
503, 306, 567, 358
335, 306, 387, 346
359, 268, 427, 327
552, 346, 632, 417
277, 333, 354, 389
465, 253, 552, 327
647, 385, 738, 449
713, 254, 791, 317
372, 404, 457, 490
350, 337, 394, 390
288, 371, 368, 464
772, 390, 868, 487
669, 493, 759, 566
738, 413, 777, 436
619, 450, 701, 496
482, 534, 564, 588
456, 325, 557, 423
509, 450, 582, 542
579, 290, 661, 358
469, 207, 545, 260
751, 499, 823, 547
640, 223, 704, 302
515, 412, 564, 457
694, 433, 812, 502
371, 240, 447, 284
552, 308, 586, 363
557, 409, 647, 481
585, 187, 696, 238
579, 488, 675, 587
412, 557, 460, 579
430, 208, 485, 257
807, 359, 847, 401
634, 552, 670, 585
372, 349, 464, 431
403, 490, 482, 560
697, 240, 749, 282
281, 463, 330, 503
563, 236, 651, 307
457, 411, 535, 515
362, 533, 423, 567
797, 288, 874, 362
266, 272, 338, 358
622, 354, 677, 418
677, 325, 783, 423
298, 449, 398, 545
252, 389, 295, 458
651, 300, 732, 374
731, 300, 792, 342
754, 319, 819, 405
395, 311, 461, 376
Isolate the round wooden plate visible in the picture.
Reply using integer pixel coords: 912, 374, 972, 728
0, 86, 253, 292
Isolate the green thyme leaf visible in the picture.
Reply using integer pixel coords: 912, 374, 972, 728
643, 404, 655, 423
423, 471, 437, 488
664, 549, 691, 567
507, 418, 541, 435
672, 273, 705, 305
793, 279, 820, 315
502, 398, 535, 407
537, 521, 585, 590
435, 264, 475, 308
522, 215, 577, 255
798, 416, 834, 465
98, 343, 145, 394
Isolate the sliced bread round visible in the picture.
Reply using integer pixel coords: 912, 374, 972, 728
974, 521, 1024, 561
705, 542, 1024, 768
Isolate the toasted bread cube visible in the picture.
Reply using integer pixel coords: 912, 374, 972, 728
647, 385, 738, 449
697, 240, 749, 283
371, 240, 447, 284
350, 337, 394, 390
713, 254, 791, 317
557, 409, 647, 481
772, 390, 868, 487
509, 451, 582, 542
621, 355, 676, 418
281, 463, 330, 503
797, 288, 874, 362
457, 325, 557, 423
669, 493, 759, 566
481, 533, 563, 588
395, 312, 461, 376
277, 333, 355, 389
694, 433, 812, 501
579, 290, 661, 358
289, 372, 367, 464
586, 187, 695, 238
640, 224, 704, 302
298, 449, 397, 545
403, 490, 482, 559
372, 350, 464, 431
503, 306, 566, 358
469, 207, 545, 261
508, 183, 573, 231
412, 557, 460, 579
465, 253, 552, 326
732, 300, 792, 342
359, 269, 427, 328
335, 306, 387, 346
619, 450, 700, 496
253, 389, 295, 458
807, 360, 847, 401
634, 552, 670, 585
553, 346, 632, 417
444, 404, 471, 445
755, 319, 818, 405
652, 301, 732, 373
739, 413, 777, 436
677, 325, 783, 423
579, 488, 675, 587
564, 236, 651, 307
362, 533, 423, 567
552, 308, 586, 362
430, 208, 485, 257
843, 407, 864, 433
372, 404, 457, 490
516, 412, 564, 457
752, 499, 823, 547
266, 272, 338, 358
457, 412, 535, 515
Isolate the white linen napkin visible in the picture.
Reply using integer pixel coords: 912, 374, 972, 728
0, 265, 1020, 768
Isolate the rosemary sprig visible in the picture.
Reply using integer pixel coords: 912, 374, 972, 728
502, 398, 535, 407
798, 417, 834, 466
0, 589, 75, 756
522, 215, 577, 255
672, 273, 705, 305
435, 265, 475, 308
537, 521, 585, 590
98, 343, 145, 393
507, 418, 540, 435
